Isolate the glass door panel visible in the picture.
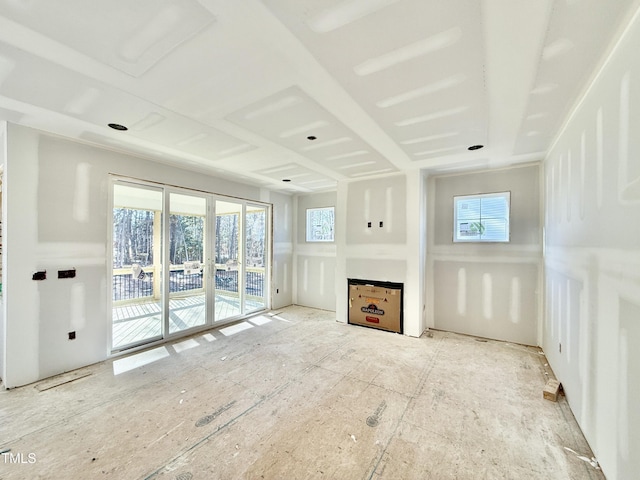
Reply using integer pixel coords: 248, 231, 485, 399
245, 205, 267, 313
111, 183, 163, 350
111, 182, 271, 352
168, 193, 207, 334
215, 200, 242, 321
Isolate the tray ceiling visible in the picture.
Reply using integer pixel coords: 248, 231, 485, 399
0, 0, 636, 192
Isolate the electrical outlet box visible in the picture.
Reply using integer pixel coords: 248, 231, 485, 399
32, 271, 46, 281
58, 269, 76, 279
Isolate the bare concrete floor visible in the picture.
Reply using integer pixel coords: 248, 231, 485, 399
0, 306, 604, 479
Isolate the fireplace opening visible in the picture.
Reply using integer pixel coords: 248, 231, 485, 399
348, 279, 403, 334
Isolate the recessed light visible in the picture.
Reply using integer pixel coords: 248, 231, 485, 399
108, 123, 128, 131
282, 179, 291, 182
307, 135, 317, 141
468, 145, 484, 151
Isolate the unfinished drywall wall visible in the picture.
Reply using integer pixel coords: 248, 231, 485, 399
0, 121, 5, 384
543, 7, 640, 479
336, 172, 426, 337
293, 191, 336, 311
427, 164, 542, 346
345, 175, 406, 245
2, 124, 292, 388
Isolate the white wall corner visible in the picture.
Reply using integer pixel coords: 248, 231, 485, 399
335, 181, 349, 323
404, 170, 426, 337
3, 124, 41, 387
291, 194, 299, 305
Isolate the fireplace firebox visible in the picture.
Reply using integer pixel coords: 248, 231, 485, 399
348, 279, 403, 334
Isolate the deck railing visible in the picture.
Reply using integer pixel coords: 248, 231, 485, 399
112, 270, 154, 301
215, 270, 264, 297
113, 266, 265, 302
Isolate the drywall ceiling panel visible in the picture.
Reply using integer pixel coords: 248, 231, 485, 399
0, 0, 637, 186
0, 43, 255, 163
0, 0, 215, 77
227, 86, 398, 177
129, 116, 256, 161
513, 0, 637, 155
262, 0, 488, 161
255, 162, 337, 191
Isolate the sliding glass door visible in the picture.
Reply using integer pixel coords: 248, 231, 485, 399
245, 204, 268, 314
111, 180, 270, 352
168, 193, 207, 334
215, 200, 242, 321
111, 183, 164, 350
213, 200, 268, 322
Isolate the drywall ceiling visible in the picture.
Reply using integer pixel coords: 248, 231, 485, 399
0, 0, 636, 193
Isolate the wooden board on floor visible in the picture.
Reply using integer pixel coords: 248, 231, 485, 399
543, 379, 561, 402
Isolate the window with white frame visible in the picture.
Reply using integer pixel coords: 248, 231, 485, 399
306, 207, 335, 242
454, 192, 510, 242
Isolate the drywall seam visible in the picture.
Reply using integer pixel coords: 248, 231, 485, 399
547, 1, 640, 154
430, 254, 541, 265
291, 194, 298, 304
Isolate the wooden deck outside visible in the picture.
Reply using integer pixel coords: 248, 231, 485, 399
112, 293, 265, 349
